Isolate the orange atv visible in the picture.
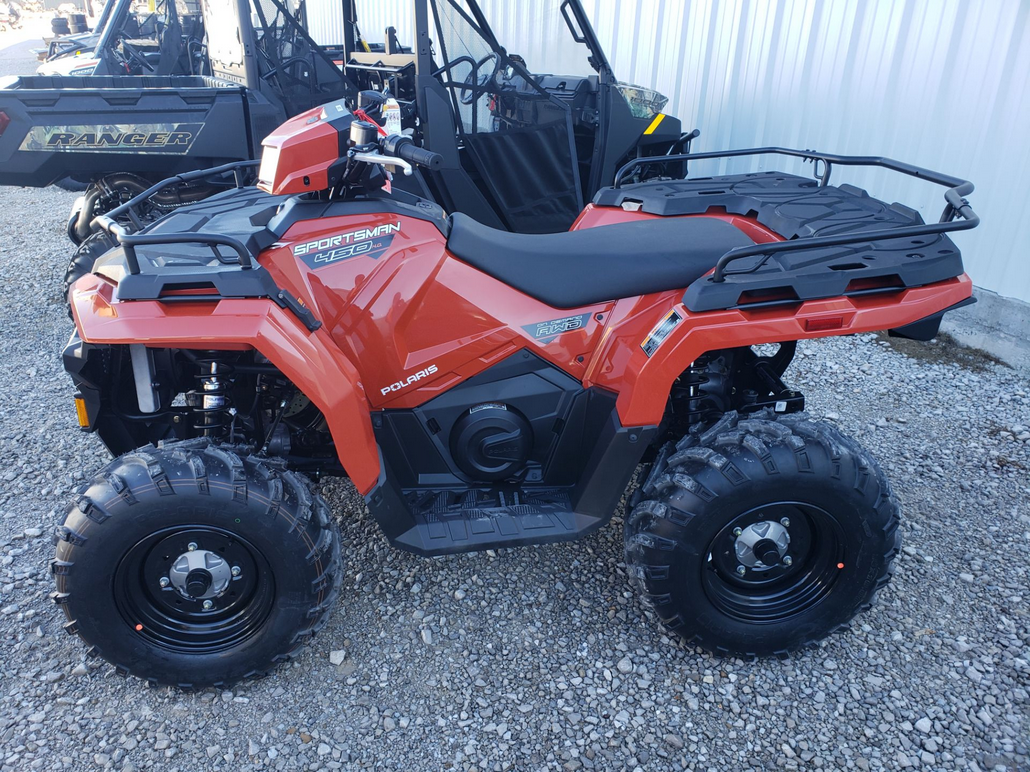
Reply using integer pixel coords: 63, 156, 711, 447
58, 100, 979, 687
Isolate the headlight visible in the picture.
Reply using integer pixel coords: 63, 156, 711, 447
615, 83, 669, 120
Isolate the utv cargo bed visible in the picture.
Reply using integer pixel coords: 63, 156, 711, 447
0, 75, 280, 187
599, 147, 978, 312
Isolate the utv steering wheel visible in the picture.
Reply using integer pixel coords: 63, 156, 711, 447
459, 51, 500, 105
118, 36, 156, 73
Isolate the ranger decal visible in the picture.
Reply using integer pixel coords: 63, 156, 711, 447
19, 123, 203, 154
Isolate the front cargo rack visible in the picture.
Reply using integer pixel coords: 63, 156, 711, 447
91, 160, 321, 332
608, 148, 979, 312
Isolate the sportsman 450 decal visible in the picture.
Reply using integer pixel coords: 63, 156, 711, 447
19, 123, 202, 154
293, 222, 400, 269
381, 364, 438, 396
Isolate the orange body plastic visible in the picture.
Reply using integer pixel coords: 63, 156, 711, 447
71, 202, 973, 495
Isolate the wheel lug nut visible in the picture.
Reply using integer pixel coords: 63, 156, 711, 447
732, 527, 742, 537
159, 577, 170, 588
736, 565, 747, 576
783, 555, 793, 567
202, 600, 213, 610
780, 517, 790, 527
187, 542, 198, 552
231, 566, 241, 577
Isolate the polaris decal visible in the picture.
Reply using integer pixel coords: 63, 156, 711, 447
641, 309, 682, 357
381, 364, 438, 396
19, 123, 202, 154
523, 313, 590, 343
293, 223, 400, 269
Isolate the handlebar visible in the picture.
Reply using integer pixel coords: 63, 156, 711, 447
382, 135, 443, 171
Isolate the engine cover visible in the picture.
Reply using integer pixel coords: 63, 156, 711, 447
449, 403, 532, 481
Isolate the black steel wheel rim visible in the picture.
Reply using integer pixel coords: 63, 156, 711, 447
702, 502, 846, 623
113, 526, 275, 653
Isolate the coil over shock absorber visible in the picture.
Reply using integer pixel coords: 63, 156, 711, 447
186, 357, 235, 438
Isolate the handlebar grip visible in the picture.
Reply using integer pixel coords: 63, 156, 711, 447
383, 135, 443, 171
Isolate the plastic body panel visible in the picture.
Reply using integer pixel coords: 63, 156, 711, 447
69, 274, 381, 493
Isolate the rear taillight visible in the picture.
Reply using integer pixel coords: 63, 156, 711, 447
0, 111, 10, 138
804, 316, 846, 332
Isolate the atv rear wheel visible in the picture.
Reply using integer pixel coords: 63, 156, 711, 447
625, 410, 899, 657
52, 440, 342, 688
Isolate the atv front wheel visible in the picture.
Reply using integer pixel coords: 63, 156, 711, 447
52, 440, 342, 688
625, 410, 899, 656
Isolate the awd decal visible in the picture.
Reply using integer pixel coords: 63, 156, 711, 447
641, 309, 682, 357
19, 123, 202, 154
522, 313, 590, 343
381, 364, 438, 396
293, 222, 400, 269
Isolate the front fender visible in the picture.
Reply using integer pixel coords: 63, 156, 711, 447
70, 275, 381, 494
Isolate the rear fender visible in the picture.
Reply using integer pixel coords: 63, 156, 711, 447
587, 275, 974, 427
70, 275, 381, 493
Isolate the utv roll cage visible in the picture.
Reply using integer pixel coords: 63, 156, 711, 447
84, 0, 206, 76
339, 0, 689, 233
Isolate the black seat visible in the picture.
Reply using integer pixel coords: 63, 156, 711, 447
446, 212, 755, 308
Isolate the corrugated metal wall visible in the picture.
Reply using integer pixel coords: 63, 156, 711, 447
316, 0, 1030, 302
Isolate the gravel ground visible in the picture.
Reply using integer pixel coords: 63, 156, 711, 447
1, 22, 1028, 772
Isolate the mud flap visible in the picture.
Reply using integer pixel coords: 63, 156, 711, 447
888, 296, 976, 341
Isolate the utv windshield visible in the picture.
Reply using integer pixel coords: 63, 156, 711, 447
203, 0, 243, 67
47, 0, 120, 59
348, 0, 415, 51
487, 0, 600, 78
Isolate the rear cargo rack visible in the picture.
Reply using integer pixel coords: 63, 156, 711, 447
91, 161, 321, 333
613, 147, 979, 284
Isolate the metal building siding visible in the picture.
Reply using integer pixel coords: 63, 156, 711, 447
320, 0, 1030, 301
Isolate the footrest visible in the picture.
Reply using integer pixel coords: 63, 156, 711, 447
393, 488, 605, 555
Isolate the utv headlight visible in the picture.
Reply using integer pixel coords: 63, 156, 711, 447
615, 83, 669, 120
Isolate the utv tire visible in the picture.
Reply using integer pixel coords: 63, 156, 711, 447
625, 410, 900, 657
55, 175, 90, 192
52, 439, 342, 688
64, 232, 117, 317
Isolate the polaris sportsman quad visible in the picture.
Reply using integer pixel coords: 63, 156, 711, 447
57, 101, 979, 687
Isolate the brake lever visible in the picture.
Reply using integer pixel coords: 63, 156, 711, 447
349, 150, 414, 177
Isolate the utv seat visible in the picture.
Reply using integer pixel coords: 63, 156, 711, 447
446, 212, 754, 308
